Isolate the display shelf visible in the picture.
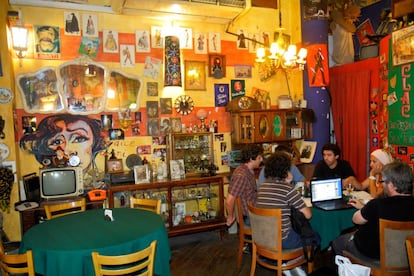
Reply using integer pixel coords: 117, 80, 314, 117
107, 175, 226, 237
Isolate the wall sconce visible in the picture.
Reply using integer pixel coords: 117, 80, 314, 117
11, 25, 29, 60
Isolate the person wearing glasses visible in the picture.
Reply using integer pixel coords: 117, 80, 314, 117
342, 149, 393, 198
332, 161, 414, 259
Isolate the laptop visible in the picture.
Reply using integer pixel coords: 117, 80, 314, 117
310, 178, 354, 211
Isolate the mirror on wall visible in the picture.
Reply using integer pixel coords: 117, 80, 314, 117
106, 69, 142, 112
17, 67, 64, 114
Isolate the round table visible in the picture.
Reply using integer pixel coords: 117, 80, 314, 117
20, 208, 171, 276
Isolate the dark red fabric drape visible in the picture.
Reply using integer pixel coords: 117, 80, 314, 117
329, 66, 371, 180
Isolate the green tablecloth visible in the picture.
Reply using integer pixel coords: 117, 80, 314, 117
20, 208, 171, 276
310, 207, 356, 249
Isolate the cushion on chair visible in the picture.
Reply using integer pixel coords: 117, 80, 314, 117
343, 250, 380, 270
249, 211, 279, 249
384, 228, 414, 268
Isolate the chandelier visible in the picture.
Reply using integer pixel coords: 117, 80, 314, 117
255, 1, 307, 81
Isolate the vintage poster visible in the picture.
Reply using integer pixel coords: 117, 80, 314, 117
214, 84, 229, 107
34, 25, 61, 60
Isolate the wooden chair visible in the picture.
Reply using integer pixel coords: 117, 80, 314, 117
91, 240, 157, 276
44, 197, 86, 219
247, 203, 312, 276
0, 240, 35, 276
405, 234, 414, 275
130, 198, 161, 214
344, 219, 414, 276
235, 197, 252, 268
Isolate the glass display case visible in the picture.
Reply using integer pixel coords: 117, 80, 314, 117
168, 133, 214, 177
107, 176, 226, 237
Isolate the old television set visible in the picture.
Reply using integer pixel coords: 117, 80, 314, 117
39, 167, 84, 200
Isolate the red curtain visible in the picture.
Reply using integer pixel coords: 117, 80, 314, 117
329, 66, 371, 180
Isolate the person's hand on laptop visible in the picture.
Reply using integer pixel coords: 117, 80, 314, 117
347, 198, 364, 209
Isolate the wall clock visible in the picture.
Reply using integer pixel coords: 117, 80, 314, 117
175, 95, 194, 115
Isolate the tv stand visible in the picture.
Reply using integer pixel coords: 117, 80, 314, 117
19, 197, 103, 234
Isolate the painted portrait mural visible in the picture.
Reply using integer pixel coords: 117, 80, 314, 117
19, 114, 108, 188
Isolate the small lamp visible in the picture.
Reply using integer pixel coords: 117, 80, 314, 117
11, 25, 28, 59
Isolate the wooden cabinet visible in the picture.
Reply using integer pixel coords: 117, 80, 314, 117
168, 132, 214, 177
107, 175, 226, 237
230, 108, 312, 144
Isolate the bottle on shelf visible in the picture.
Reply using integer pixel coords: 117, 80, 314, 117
151, 156, 157, 180
160, 157, 168, 179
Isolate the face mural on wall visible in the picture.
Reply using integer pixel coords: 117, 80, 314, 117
19, 114, 107, 176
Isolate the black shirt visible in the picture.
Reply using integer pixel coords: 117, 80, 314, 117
312, 159, 355, 179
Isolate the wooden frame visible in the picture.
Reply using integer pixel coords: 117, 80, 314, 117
133, 164, 150, 184
392, 0, 414, 18
208, 54, 226, 78
392, 24, 414, 66
234, 64, 252, 78
107, 159, 124, 173
299, 141, 317, 163
184, 61, 206, 90
171, 117, 182, 133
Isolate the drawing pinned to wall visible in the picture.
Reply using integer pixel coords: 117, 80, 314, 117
194, 33, 207, 54
151, 26, 163, 48
120, 45, 135, 67
136, 30, 150, 52
78, 37, 100, 58
143, 56, 162, 80
34, 25, 61, 59
103, 30, 118, 53
237, 29, 248, 50
64, 11, 80, 36
82, 13, 98, 37
249, 33, 260, 53
180, 27, 193, 49
208, 32, 221, 53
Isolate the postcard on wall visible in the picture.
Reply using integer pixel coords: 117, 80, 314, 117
34, 25, 61, 60
82, 13, 98, 37
214, 84, 229, 107
356, 19, 375, 47
180, 27, 193, 49
236, 29, 248, 50
63, 11, 80, 36
299, 141, 317, 163
120, 45, 135, 67
103, 30, 119, 53
194, 33, 207, 54
151, 26, 163, 48
208, 32, 221, 53
78, 36, 100, 58
136, 30, 151, 52
143, 56, 162, 80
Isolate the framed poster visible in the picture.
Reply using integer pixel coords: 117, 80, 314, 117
170, 159, 185, 179
299, 141, 317, 163
392, 24, 414, 66
107, 159, 123, 173
208, 54, 226, 78
133, 164, 150, 184
184, 61, 206, 90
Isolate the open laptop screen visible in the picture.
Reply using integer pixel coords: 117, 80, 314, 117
311, 178, 343, 203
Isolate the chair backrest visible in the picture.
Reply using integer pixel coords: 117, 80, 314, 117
405, 234, 414, 275
91, 240, 157, 276
0, 240, 35, 276
235, 197, 251, 234
379, 219, 414, 274
130, 198, 161, 214
248, 203, 282, 251
44, 197, 86, 219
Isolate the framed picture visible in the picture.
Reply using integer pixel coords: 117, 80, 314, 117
133, 164, 150, 184
392, 0, 414, 19
208, 54, 226, 78
184, 61, 206, 90
299, 141, 317, 163
107, 159, 124, 173
171, 117, 182, 133
234, 64, 252, 78
170, 159, 185, 179
392, 24, 414, 66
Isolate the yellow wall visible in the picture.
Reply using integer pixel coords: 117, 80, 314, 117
3, 0, 303, 240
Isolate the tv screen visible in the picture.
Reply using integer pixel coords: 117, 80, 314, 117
40, 167, 83, 199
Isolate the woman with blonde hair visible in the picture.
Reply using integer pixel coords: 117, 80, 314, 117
343, 149, 393, 197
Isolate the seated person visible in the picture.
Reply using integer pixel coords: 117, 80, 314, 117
332, 161, 414, 259
343, 149, 393, 197
257, 145, 305, 189
312, 143, 356, 184
255, 151, 312, 249
225, 144, 263, 227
